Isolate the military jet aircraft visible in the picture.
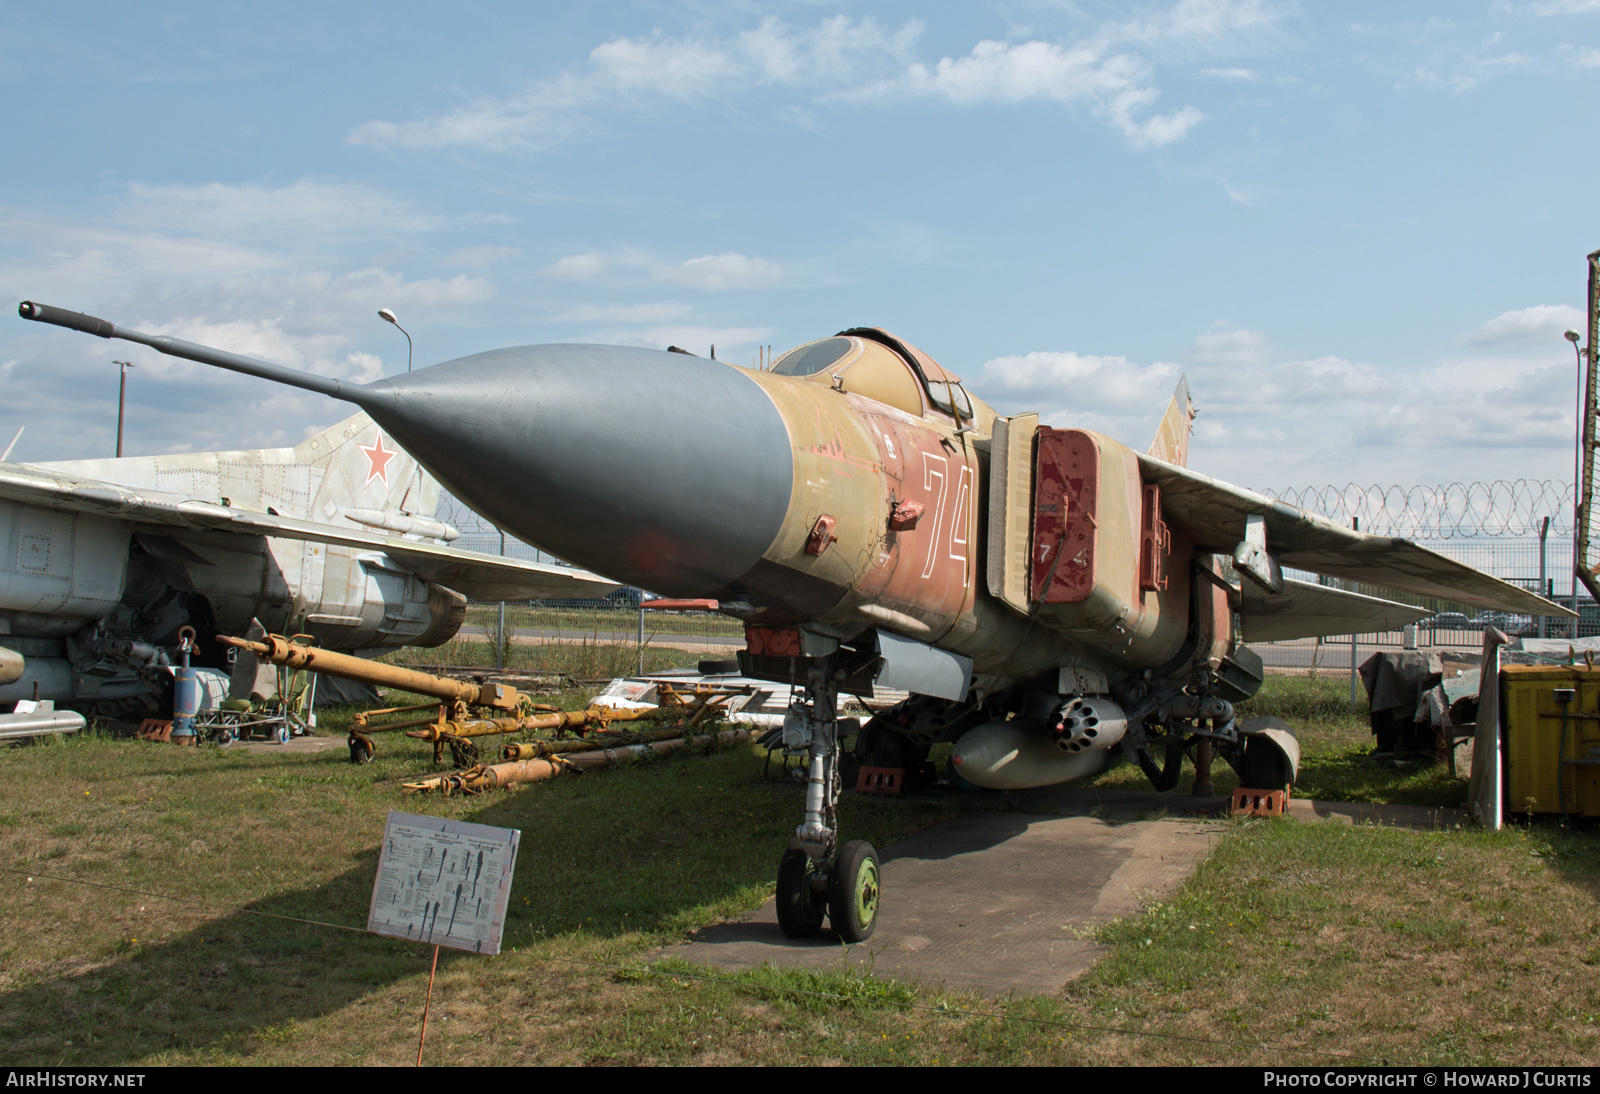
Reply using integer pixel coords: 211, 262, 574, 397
0, 386, 615, 717
19, 299, 1570, 942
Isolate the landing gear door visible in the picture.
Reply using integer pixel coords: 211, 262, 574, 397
986, 412, 1037, 617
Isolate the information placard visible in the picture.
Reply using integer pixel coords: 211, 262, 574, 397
367, 811, 520, 955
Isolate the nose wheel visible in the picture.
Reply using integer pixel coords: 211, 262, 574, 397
773, 656, 885, 943
828, 839, 880, 942
776, 847, 827, 937
775, 839, 881, 942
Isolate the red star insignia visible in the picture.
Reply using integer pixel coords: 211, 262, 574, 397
358, 433, 398, 489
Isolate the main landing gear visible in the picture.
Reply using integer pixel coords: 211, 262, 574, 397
774, 658, 881, 943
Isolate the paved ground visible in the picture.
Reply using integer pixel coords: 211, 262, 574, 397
666, 807, 1219, 997
662, 784, 1465, 998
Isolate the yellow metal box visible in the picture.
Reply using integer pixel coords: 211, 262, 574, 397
1500, 665, 1600, 818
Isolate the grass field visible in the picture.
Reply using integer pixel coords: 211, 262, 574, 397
0, 676, 1596, 1066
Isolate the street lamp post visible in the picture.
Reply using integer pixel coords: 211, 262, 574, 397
113, 359, 133, 457
1569, 330, 1586, 638
378, 308, 413, 372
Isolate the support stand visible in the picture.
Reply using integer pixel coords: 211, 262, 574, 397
1192, 737, 1214, 796
416, 943, 440, 1067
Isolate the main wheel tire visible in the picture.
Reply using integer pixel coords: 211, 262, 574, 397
776, 848, 826, 938
828, 839, 881, 943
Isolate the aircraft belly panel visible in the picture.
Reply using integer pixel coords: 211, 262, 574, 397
71, 513, 128, 601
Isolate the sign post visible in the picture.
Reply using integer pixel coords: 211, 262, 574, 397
367, 811, 521, 1065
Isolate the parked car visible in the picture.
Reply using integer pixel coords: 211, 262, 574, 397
1469, 612, 1536, 636
1427, 612, 1474, 631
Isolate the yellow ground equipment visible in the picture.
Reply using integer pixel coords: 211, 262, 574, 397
216, 633, 753, 768
1500, 665, 1600, 819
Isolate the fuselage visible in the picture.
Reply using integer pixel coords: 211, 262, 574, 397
357, 330, 1228, 696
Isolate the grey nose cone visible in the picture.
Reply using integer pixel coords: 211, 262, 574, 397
360, 344, 794, 597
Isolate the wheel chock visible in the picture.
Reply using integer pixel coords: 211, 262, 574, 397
136, 719, 173, 743
1230, 788, 1290, 817
856, 766, 904, 796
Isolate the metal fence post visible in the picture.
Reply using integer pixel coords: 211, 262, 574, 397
495, 529, 506, 672
636, 599, 645, 676
1540, 515, 1551, 639
1350, 518, 1361, 708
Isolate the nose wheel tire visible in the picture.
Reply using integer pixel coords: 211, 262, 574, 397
776, 847, 826, 938
828, 839, 880, 943
349, 737, 375, 765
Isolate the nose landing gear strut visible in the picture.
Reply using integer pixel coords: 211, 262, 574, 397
774, 658, 880, 943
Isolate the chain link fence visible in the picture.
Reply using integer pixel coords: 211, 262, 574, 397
1256, 481, 1587, 686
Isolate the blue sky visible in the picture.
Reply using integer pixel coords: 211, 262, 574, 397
2, 0, 1598, 490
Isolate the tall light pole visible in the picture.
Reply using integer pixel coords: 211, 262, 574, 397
113, 359, 133, 457
378, 308, 413, 372
1570, 325, 1593, 638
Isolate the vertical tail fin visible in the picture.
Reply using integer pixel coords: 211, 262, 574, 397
36, 411, 441, 533
1147, 375, 1195, 468
294, 413, 449, 538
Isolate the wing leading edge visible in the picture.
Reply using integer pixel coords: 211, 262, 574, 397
0, 462, 619, 602
1137, 454, 1574, 620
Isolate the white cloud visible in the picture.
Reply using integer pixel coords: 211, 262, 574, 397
1220, 177, 1262, 204
345, 8, 1260, 154
541, 252, 608, 281
970, 303, 1580, 487
650, 253, 784, 291
1200, 67, 1259, 80
884, 39, 1204, 147
119, 178, 430, 241
349, 16, 921, 152
1113, 0, 1289, 46
971, 351, 1181, 445
1189, 325, 1271, 367
978, 350, 1178, 406
901, 40, 1134, 104
0, 182, 493, 460
312, 267, 495, 311
1457, 304, 1585, 346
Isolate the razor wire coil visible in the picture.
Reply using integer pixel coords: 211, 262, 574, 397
1255, 479, 1575, 539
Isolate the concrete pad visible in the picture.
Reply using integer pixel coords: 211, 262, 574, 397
1287, 798, 1465, 828
665, 812, 1218, 998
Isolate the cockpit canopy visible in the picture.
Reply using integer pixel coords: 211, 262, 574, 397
769, 330, 973, 421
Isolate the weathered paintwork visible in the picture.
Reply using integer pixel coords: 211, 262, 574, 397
17, 296, 1576, 720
